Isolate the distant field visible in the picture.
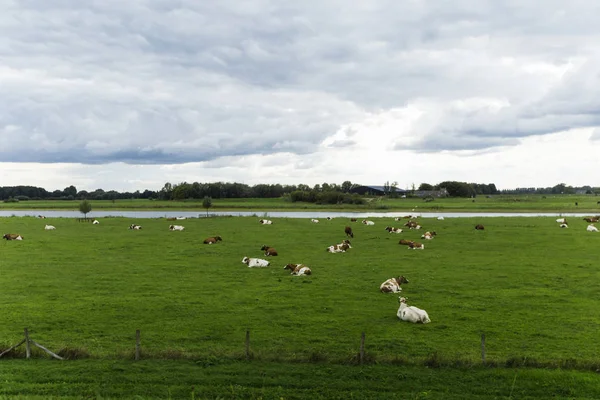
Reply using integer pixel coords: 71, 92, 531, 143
1, 193, 600, 213
1, 214, 600, 398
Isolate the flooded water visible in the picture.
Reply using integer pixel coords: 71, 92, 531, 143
0, 210, 593, 219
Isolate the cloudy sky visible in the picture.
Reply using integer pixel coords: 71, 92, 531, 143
2, 0, 599, 192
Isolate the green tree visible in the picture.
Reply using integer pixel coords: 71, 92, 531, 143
341, 180, 353, 193
202, 196, 213, 217
79, 200, 92, 219
419, 183, 434, 191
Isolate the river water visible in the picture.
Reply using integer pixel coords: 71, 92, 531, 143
0, 210, 593, 219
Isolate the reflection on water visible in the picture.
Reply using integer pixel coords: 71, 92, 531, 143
0, 210, 592, 219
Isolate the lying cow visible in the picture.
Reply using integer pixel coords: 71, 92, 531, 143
129, 224, 142, 230
261, 245, 278, 256
326, 239, 352, 253
242, 257, 270, 268
362, 220, 375, 225
421, 231, 436, 240
385, 226, 403, 234
45, 225, 56, 230
284, 263, 312, 276
203, 236, 222, 244
3, 233, 23, 240
475, 224, 485, 230
169, 225, 185, 231
380, 276, 409, 293
408, 241, 425, 250
586, 224, 598, 232
311, 219, 319, 223
259, 219, 273, 225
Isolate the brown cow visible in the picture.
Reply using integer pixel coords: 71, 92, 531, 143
475, 224, 485, 230
380, 276, 409, 293
398, 239, 414, 246
203, 236, 222, 244
583, 217, 599, 223
344, 226, 354, 238
261, 245, 278, 256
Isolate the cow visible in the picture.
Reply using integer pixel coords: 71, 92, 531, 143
284, 263, 312, 276
129, 224, 142, 230
38, 215, 46, 219
421, 231, 436, 240
242, 257, 270, 268
385, 226, 403, 234
398, 239, 414, 246
475, 224, 485, 230
326, 240, 351, 253
560, 222, 569, 228
92, 220, 100, 225
344, 226, 354, 238
203, 236, 222, 244
3, 233, 23, 240
583, 217, 599, 223
380, 276, 409, 293
408, 241, 425, 250
404, 220, 421, 229
397, 297, 431, 324
350, 218, 358, 222
259, 219, 273, 225
44, 225, 56, 230
586, 224, 599, 232
311, 219, 319, 223
362, 220, 375, 225
169, 225, 185, 231
556, 218, 567, 224
261, 245, 278, 256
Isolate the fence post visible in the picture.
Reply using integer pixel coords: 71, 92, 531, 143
24, 328, 31, 359
245, 330, 250, 360
135, 329, 141, 361
360, 332, 365, 365
481, 333, 486, 364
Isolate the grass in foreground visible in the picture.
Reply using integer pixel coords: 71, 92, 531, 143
1, 359, 600, 399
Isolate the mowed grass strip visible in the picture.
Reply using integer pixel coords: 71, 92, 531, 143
0, 216, 599, 366
2, 360, 600, 399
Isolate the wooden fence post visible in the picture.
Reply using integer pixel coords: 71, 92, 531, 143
135, 329, 141, 361
24, 328, 31, 359
245, 330, 250, 360
481, 333, 486, 364
360, 332, 365, 365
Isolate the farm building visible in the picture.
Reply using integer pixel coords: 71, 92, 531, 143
350, 185, 408, 196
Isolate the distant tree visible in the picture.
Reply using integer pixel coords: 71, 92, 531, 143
79, 200, 92, 219
419, 183, 434, 191
383, 181, 390, 195
341, 181, 353, 193
202, 196, 213, 217
63, 185, 77, 197
389, 181, 399, 198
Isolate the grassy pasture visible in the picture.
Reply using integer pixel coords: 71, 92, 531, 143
1, 193, 600, 212
1, 215, 599, 368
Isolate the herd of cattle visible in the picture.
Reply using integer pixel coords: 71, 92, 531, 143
4, 213, 600, 323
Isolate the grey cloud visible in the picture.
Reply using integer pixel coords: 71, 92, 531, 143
2, 0, 600, 162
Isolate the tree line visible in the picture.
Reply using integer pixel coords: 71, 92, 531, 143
0, 180, 597, 202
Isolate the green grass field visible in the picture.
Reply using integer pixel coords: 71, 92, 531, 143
1, 193, 600, 212
1, 215, 599, 398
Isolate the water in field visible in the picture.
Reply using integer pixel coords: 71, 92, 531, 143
0, 210, 593, 219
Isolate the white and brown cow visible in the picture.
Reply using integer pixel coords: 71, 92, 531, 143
129, 224, 142, 230
385, 226, 403, 234
259, 219, 273, 225
421, 231, 436, 240
3, 233, 23, 240
408, 241, 425, 250
169, 225, 185, 231
242, 257, 270, 268
284, 263, 312, 276
362, 220, 375, 226
380, 276, 409, 293
326, 239, 352, 253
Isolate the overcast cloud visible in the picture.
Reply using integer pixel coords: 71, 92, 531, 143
1, 0, 599, 191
